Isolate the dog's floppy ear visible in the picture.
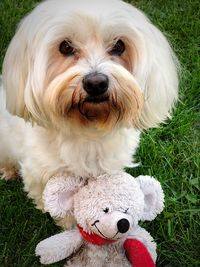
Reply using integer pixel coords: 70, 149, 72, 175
138, 35, 179, 128
136, 176, 164, 221
3, 20, 30, 120
126, 4, 179, 128
2, 7, 49, 125
43, 176, 84, 218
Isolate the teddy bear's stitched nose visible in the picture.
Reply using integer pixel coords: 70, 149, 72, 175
117, 218, 130, 233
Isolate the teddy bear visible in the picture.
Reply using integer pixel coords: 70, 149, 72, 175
35, 172, 164, 267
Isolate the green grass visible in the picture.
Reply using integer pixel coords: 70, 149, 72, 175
0, 0, 199, 266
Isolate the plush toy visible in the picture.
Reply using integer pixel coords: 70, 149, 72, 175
36, 173, 164, 267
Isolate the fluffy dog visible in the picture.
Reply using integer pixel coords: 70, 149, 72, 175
0, 0, 178, 227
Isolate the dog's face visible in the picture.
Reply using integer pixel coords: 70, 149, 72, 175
3, 0, 178, 133
43, 12, 144, 131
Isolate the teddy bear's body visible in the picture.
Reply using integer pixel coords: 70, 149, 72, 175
68, 244, 131, 267
66, 239, 130, 267
64, 225, 156, 267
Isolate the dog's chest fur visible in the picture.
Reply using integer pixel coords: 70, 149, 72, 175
19, 125, 140, 210
22, 126, 140, 179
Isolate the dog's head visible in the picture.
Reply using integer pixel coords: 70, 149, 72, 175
3, 0, 179, 133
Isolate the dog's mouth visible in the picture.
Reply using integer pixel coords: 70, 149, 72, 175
66, 90, 121, 127
84, 94, 109, 104
77, 94, 111, 120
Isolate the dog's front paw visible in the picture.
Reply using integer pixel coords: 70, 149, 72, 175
0, 167, 18, 180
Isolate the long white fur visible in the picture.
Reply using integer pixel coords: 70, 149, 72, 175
0, 0, 178, 226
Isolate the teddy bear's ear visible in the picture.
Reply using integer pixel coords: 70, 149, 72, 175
43, 176, 84, 218
136, 176, 164, 221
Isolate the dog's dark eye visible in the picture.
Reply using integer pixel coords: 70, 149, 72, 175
110, 40, 125, 56
59, 40, 75, 56
103, 208, 109, 213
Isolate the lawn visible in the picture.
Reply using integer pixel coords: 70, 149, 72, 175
0, 0, 199, 266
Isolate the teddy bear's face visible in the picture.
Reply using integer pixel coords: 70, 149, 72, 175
43, 173, 164, 242
73, 175, 145, 240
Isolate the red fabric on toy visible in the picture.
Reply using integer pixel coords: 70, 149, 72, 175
123, 239, 156, 267
77, 225, 117, 246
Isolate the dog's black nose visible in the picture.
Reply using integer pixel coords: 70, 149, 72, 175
117, 218, 130, 233
83, 73, 109, 96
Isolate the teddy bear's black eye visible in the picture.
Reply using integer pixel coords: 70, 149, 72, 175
124, 208, 129, 214
59, 40, 75, 56
120, 207, 129, 213
103, 208, 109, 213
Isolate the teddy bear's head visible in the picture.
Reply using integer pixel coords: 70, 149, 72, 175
43, 173, 164, 241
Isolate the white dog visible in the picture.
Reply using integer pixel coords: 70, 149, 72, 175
0, 0, 178, 228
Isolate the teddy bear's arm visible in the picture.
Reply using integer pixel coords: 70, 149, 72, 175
35, 229, 83, 264
127, 225, 157, 263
